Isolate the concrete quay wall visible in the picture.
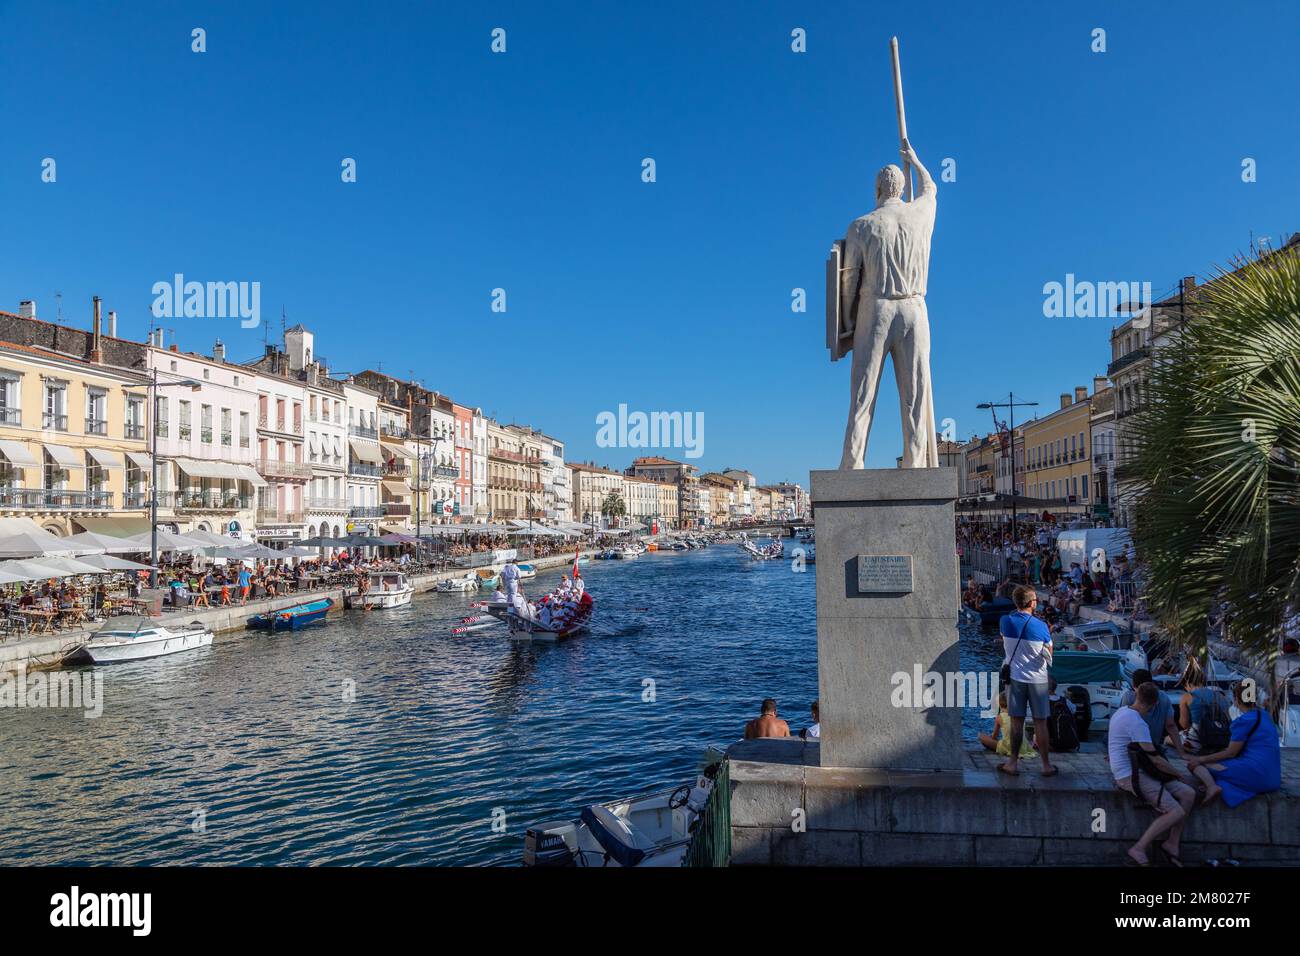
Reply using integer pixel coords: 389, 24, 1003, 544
727, 739, 1300, 867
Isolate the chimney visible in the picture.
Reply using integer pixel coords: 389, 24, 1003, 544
18, 300, 35, 320
108, 310, 117, 338
90, 296, 103, 363
1093, 375, 1108, 395
170, 343, 179, 352
1074, 385, 1088, 403
212, 339, 225, 363
1060, 393, 1071, 410
1182, 276, 1197, 295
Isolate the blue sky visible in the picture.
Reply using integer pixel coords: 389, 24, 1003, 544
1, 0, 1296, 482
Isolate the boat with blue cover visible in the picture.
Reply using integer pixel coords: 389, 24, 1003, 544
247, 597, 335, 632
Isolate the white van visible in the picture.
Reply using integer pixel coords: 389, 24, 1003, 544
1056, 528, 1133, 574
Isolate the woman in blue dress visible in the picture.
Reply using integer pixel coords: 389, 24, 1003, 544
1186, 682, 1282, 808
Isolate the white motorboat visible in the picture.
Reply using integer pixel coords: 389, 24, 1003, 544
81, 617, 213, 664
355, 571, 414, 608
516, 563, 537, 579
436, 572, 481, 593
524, 747, 725, 867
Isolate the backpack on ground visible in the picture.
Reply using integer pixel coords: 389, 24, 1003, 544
1065, 685, 1092, 739
1198, 691, 1232, 753
1048, 697, 1080, 752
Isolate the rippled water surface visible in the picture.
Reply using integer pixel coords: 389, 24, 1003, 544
0, 545, 994, 865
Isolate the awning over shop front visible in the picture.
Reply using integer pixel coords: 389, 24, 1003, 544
349, 439, 383, 464
126, 451, 152, 470
175, 457, 266, 486
381, 479, 409, 496
73, 515, 153, 537
86, 448, 124, 470
234, 464, 268, 488
0, 439, 39, 468
385, 444, 417, 460
379, 523, 409, 534
43, 444, 85, 469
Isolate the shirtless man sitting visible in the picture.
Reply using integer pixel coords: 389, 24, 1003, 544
744, 699, 791, 740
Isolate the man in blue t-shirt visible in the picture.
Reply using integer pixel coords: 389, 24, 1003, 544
999, 585, 1057, 776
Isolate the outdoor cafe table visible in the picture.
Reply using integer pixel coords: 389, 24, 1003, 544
16, 609, 58, 633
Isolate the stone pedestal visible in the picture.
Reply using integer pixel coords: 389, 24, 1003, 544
811, 468, 960, 771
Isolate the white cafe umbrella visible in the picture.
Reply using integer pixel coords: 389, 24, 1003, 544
278, 547, 318, 558
62, 531, 140, 554
73, 554, 156, 572
0, 558, 102, 581
31, 556, 111, 576
187, 528, 241, 547
0, 567, 31, 585
124, 530, 209, 553
0, 530, 80, 559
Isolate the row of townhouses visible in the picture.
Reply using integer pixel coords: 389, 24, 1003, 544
0, 302, 806, 543
955, 234, 1298, 528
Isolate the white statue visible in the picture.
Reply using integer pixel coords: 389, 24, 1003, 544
827, 39, 939, 469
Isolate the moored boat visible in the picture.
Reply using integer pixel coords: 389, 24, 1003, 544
80, 617, 214, 664
516, 563, 537, 579
436, 571, 481, 592
246, 597, 334, 632
355, 571, 414, 609
524, 746, 725, 866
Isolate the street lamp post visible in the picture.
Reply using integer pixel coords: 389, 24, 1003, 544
976, 392, 1038, 542
148, 370, 203, 587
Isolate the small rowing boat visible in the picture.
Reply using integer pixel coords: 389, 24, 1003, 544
246, 597, 334, 632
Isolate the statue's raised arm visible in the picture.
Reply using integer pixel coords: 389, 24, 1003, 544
900, 138, 935, 200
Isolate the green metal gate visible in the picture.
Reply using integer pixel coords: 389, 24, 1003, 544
682, 759, 731, 867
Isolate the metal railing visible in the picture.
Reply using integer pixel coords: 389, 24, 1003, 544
682, 760, 730, 867
382, 502, 411, 517
123, 491, 149, 508
305, 497, 348, 511
125, 423, 146, 440
348, 462, 381, 477
43, 413, 68, 431
1107, 346, 1150, 377
175, 491, 252, 511
0, 488, 113, 510
256, 509, 303, 525
349, 505, 383, 518
85, 417, 108, 435
349, 424, 378, 440
0, 407, 20, 425
256, 458, 313, 479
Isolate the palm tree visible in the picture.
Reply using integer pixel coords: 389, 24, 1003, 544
1129, 243, 1300, 665
600, 492, 627, 526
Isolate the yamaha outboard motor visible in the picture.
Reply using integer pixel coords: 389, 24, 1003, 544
1065, 685, 1092, 740
523, 822, 577, 867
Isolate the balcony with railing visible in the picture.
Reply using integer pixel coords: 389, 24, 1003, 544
85, 417, 108, 436
125, 422, 145, 440
382, 463, 411, 479
43, 412, 68, 431
257, 413, 304, 435
349, 505, 383, 518
349, 424, 378, 440
200, 427, 213, 444
381, 423, 410, 440
175, 491, 253, 512
0, 488, 113, 510
429, 464, 459, 478
1107, 345, 1151, 378
0, 407, 21, 426
123, 490, 149, 509
256, 508, 304, 525
382, 502, 411, 517
305, 497, 348, 512
348, 462, 381, 478
256, 458, 313, 480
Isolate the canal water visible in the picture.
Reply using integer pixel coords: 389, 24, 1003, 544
0, 543, 997, 866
